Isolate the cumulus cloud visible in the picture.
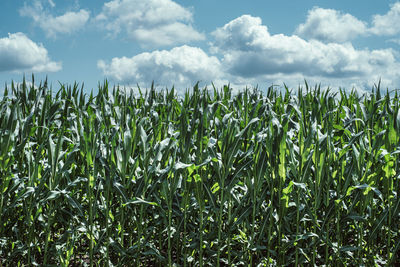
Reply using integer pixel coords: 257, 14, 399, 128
294, 3, 400, 39
97, 4, 400, 93
95, 0, 205, 47
98, 45, 221, 88
19, 1, 89, 38
211, 15, 398, 82
370, 2, 400, 36
295, 7, 367, 43
0, 33, 61, 72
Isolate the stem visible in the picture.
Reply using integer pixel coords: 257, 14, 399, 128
325, 221, 329, 265
88, 174, 94, 267
168, 195, 172, 266
250, 182, 256, 266
195, 177, 204, 267
0, 180, 4, 235
278, 176, 283, 265
313, 145, 320, 266
137, 205, 144, 266
295, 190, 300, 266
228, 193, 232, 266
266, 187, 274, 262
182, 175, 189, 267
199, 207, 204, 267
43, 203, 54, 265
216, 180, 225, 267
387, 175, 392, 261
105, 172, 111, 266
120, 197, 125, 248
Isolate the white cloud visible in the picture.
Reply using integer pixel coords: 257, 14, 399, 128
98, 45, 221, 89
95, 0, 205, 47
211, 15, 270, 52
19, 1, 89, 38
388, 38, 400, 45
295, 4, 400, 40
98, 3, 400, 93
44, 10, 90, 37
295, 7, 367, 43
370, 2, 400, 36
211, 15, 398, 81
0, 33, 61, 72
97, 13, 400, 92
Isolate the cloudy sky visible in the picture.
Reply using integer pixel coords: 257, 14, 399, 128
1, 0, 400, 93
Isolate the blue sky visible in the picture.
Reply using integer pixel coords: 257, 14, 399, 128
1, 0, 400, 93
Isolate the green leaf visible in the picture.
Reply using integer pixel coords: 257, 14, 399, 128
124, 197, 158, 207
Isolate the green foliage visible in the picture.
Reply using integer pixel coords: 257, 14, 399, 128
0, 77, 399, 266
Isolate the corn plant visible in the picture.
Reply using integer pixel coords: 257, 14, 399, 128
0, 76, 399, 266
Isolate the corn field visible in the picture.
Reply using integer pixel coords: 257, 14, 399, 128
0, 77, 399, 266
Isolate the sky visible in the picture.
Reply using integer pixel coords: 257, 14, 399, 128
1, 0, 400, 94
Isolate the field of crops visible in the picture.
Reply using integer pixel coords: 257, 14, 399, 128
0, 77, 399, 266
